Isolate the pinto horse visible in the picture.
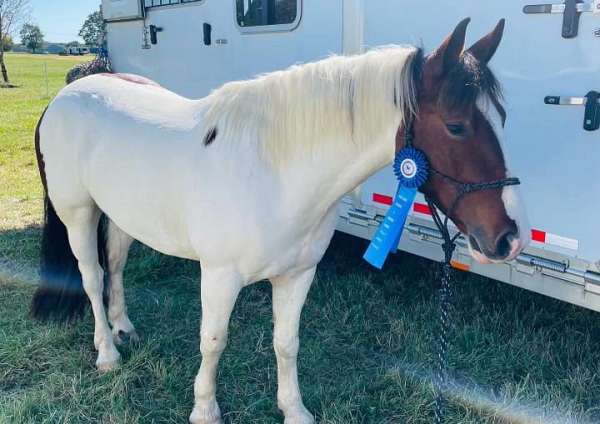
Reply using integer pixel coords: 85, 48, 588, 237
31, 18, 528, 424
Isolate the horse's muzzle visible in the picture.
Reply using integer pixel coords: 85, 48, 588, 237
468, 226, 523, 264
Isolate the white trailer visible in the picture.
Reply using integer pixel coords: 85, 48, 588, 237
102, 0, 600, 311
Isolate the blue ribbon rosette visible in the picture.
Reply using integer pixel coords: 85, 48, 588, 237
363, 147, 429, 269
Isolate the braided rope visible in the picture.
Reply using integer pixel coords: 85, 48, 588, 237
427, 197, 459, 424
433, 254, 455, 424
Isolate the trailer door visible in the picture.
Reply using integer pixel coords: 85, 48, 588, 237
224, 0, 343, 92
359, 1, 600, 266
126, 0, 343, 97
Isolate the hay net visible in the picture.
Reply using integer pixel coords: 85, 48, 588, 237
65, 47, 112, 85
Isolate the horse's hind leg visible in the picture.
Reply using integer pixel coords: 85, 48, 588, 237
61, 205, 120, 371
105, 220, 138, 345
190, 267, 242, 424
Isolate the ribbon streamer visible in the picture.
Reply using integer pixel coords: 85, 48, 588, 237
363, 147, 429, 269
363, 185, 417, 269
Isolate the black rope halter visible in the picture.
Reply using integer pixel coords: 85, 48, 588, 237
402, 121, 520, 424
401, 123, 520, 260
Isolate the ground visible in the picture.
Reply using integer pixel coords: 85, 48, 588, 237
1, 53, 600, 424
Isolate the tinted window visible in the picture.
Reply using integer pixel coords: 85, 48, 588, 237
236, 0, 298, 27
145, 0, 201, 8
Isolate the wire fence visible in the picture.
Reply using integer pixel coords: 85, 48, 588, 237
2, 53, 94, 99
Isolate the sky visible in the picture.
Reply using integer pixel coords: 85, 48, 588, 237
29, 0, 101, 43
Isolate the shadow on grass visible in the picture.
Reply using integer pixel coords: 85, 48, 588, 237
1, 225, 600, 423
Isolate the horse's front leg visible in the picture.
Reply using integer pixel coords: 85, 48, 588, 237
190, 267, 242, 424
271, 267, 316, 424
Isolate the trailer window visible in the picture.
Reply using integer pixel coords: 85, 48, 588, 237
236, 0, 300, 29
145, 0, 202, 8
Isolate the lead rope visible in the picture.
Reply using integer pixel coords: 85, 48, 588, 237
372, 121, 520, 423
427, 197, 460, 424
434, 253, 454, 424
403, 126, 457, 423
403, 131, 457, 423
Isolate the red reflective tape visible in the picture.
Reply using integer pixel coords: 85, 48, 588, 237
413, 202, 432, 215
372, 193, 393, 206
531, 229, 546, 243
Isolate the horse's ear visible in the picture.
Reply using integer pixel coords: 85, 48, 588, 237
466, 19, 505, 64
425, 18, 470, 80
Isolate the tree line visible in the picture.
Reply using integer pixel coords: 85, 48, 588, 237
0, 0, 105, 84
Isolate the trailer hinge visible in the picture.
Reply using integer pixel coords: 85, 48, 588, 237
516, 253, 600, 287
406, 223, 467, 248
345, 207, 377, 228
407, 223, 442, 240
517, 253, 568, 273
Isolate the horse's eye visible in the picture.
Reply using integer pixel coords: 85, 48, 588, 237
445, 123, 466, 137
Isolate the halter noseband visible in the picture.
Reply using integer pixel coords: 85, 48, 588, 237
402, 121, 521, 261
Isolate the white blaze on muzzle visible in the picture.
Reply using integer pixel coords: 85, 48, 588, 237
474, 96, 531, 263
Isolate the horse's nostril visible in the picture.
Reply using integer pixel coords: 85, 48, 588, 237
495, 230, 517, 258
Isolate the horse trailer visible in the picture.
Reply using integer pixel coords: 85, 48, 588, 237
101, 0, 600, 311
67, 46, 91, 55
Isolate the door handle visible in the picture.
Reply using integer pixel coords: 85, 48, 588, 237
203, 23, 212, 46
545, 91, 600, 131
584, 91, 600, 131
524, 0, 600, 38
150, 25, 163, 45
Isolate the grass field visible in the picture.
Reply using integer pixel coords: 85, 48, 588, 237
2, 53, 600, 424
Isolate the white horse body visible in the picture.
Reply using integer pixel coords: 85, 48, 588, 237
42, 80, 201, 259
38, 47, 420, 423
42, 49, 414, 279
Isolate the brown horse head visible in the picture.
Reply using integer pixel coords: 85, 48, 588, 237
399, 18, 529, 263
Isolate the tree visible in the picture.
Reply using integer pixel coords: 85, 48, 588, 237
0, 0, 31, 83
19, 22, 42, 53
78, 8, 105, 47
65, 40, 80, 47
2, 34, 12, 51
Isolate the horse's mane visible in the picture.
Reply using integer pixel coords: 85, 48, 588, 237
200, 45, 422, 165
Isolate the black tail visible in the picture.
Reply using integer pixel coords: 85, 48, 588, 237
30, 110, 108, 323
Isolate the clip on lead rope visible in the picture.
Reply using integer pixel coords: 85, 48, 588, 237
363, 147, 429, 269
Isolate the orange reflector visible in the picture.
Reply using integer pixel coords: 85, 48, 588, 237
450, 261, 470, 272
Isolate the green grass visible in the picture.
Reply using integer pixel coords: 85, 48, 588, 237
2, 54, 600, 424
0, 53, 91, 230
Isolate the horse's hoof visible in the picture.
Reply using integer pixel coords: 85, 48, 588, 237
128, 330, 141, 343
113, 329, 140, 345
96, 348, 121, 372
189, 402, 223, 424
283, 407, 314, 424
284, 415, 314, 424
96, 358, 120, 373
189, 418, 223, 424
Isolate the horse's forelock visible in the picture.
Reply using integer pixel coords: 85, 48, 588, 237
437, 52, 503, 117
